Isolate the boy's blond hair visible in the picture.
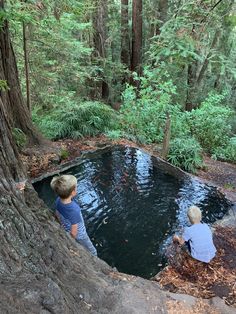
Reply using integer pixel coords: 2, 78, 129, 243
187, 205, 202, 224
50, 175, 77, 199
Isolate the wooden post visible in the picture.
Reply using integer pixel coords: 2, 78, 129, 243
161, 112, 171, 160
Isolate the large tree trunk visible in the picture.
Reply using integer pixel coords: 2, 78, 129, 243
121, 0, 130, 68
0, 0, 44, 145
93, 0, 109, 100
130, 0, 142, 74
0, 82, 170, 314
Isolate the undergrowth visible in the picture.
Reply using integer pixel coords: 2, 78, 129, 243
33, 100, 116, 140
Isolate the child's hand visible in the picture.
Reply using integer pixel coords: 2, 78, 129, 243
15, 180, 26, 191
173, 235, 180, 243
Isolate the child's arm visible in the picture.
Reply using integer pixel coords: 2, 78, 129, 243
173, 235, 185, 245
70, 224, 78, 239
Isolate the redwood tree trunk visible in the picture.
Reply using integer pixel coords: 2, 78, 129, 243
121, 0, 130, 68
0, 98, 113, 312
130, 0, 142, 74
93, 0, 109, 100
0, 0, 44, 145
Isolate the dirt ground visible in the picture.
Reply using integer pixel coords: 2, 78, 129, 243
20, 136, 236, 309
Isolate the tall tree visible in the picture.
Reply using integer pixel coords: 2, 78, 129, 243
0, 0, 44, 145
22, 21, 31, 113
185, 0, 234, 110
93, 0, 109, 100
130, 0, 142, 74
121, 0, 130, 68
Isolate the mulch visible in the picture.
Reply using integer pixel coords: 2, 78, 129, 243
153, 226, 236, 307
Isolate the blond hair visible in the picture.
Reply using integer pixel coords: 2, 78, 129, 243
50, 175, 77, 199
187, 205, 202, 224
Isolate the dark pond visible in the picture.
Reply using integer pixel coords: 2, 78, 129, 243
34, 146, 231, 278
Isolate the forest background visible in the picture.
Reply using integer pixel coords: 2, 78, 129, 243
7, 0, 236, 173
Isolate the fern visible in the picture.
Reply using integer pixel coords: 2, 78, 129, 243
33, 100, 116, 140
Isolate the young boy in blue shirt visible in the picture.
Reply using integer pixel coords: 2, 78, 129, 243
173, 205, 216, 263
51, 175, 97, 256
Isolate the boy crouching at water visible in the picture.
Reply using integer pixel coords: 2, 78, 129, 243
173, 205, 216, 263
51, 175, 97, 256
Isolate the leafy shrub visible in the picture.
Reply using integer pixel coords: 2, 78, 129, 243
167, 137, 203, 173
120, 68, 181, 144
12, 128, 27, 149
33, 100, 116, 140
186, 93, 234, 152
212, 137, 236, 163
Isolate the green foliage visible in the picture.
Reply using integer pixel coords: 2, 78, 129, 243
105, 130, 123, 141
12, 128, 27, 149
167, 138, 203, 173
0, 80, 9, 91
33, 100, 116, 140
120, 67, 180, 143
186, 93, 234, 152
7, 0, 236, 172
212, 137, 236, 163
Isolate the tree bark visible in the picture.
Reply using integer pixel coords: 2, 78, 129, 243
185, 63, 197, 111
93, 0, 109, 100
121, 0, 130, 68
156, 0, 168, 36
130, 0, 142, 74
196, 30, 221, 86
0, 0, 44, 145
161, 112, 171, 160
23, 21, 31, 113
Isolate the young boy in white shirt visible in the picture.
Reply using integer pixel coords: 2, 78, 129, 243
173, 205, 216, 263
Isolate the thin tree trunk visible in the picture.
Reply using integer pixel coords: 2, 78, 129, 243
23, 21, 31, 113
185, 62, 197, 111
0, 0, 44, 145
196, 30, 221, 86
161, 112, 171, 160
121, 0, 130, 67
130, 0, 142, 74
93, 0, 109, 100
156, 0, 168, 35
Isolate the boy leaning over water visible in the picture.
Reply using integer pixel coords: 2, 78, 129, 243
51, 175, 97, 256
173, 205, 216, 263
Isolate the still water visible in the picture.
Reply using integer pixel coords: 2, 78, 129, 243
34, 146, 231, 278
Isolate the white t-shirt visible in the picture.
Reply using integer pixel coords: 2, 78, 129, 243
183, 223, 216, 263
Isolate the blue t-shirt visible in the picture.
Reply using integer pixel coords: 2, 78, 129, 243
183, 223, 216, 263
55, 197, 87, 239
